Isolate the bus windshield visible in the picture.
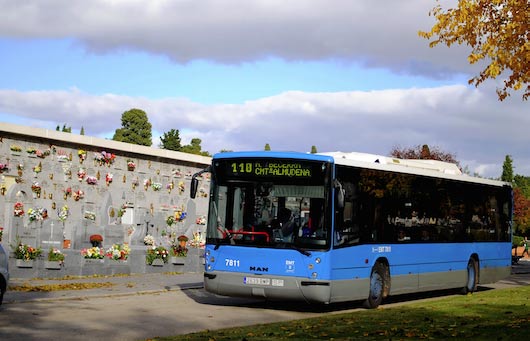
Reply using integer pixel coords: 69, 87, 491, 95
206, 158, 332, 251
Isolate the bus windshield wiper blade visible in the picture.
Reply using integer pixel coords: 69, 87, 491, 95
214, 230, 233, 250
283, 243, 311, 257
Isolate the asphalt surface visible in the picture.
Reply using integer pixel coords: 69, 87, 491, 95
4, 258, 530, 304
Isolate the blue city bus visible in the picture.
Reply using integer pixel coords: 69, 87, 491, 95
190, 151, 513, 308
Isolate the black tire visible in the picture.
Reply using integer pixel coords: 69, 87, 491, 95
463, 258, 478, 294
0, 290, 4, 306
365, 263, 387, 309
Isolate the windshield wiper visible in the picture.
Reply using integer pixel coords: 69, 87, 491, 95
281, 243, 311, 257
214, 229, 233, 250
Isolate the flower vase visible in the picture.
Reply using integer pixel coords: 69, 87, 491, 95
16, 259, 34, 268
151, 258, 164, 267
44, 261, 62, 270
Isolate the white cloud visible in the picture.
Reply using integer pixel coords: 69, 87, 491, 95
0, 0, 472, 78
1, 85, 528, 178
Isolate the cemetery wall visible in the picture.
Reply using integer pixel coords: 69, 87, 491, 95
0, 122, 211, 277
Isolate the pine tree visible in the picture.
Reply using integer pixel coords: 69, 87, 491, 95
159, 129, 181, 151
310, 145, 317, 154
112, 108, 153, 146
264, 143, 271, 151
501, 155, 514, 183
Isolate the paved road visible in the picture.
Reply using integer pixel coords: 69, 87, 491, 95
1, 260, 529, 341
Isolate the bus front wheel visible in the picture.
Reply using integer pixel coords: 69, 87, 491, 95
463, 258, 478, 294
365, 262, 387, 309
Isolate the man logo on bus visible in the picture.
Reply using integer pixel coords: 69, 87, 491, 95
250, 266, 269, 272
285, 260, 295, 272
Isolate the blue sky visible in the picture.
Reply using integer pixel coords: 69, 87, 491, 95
0, 0, 528, 178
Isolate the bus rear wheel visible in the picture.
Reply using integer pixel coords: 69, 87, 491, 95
463, 258, 478, 294
365, 262, 387, 309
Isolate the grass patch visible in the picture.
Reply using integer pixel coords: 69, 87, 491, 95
153, 286, 530, 340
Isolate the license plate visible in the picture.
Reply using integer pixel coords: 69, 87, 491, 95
244, 277, 284, 287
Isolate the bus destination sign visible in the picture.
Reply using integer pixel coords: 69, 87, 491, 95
229, 161, 312, 178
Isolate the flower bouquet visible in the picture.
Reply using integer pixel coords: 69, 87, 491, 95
143, 234, 155, 246
106, 173, 113, 185
10, 145, 22, 152
31, 182, 41, 194
170, 235, 189, 257
27, 207, 48, 222
166, 215, 176, 226
151, 182, 162, 191
81, 247, 105, 259
73, 189, 84, 201
146, 246, 169, 265
105, 243, 130, 261
127, 160, 136, 171
86, 176, 97, 185
14, 202, 24, 217
0, 163, 8, 173
14, 242, 42, 261
48, 247, 65, 262
143, 178, 151, 190
78, 149, 87, 162
58, 205, 69, 222
77, 168, 86, 181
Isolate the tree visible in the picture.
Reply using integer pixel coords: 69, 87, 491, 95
264, 143, 271, 151
180, 138, 210, 156
159, 129, 182, 151
112, 108, 152, 146
389, 144, 459, 166
62, 124, 71, 133
419, 0, 529, 101
514, 175, 530, 198
501, 155, 514, 183
80, 126, 85, 135
513, 187, 530, 235
310, 145, 318, 154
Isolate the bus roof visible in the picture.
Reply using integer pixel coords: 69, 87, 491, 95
212, 151, 510, 188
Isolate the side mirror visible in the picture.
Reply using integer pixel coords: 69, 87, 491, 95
190, 177, 199, 199
190, 166, 211, 199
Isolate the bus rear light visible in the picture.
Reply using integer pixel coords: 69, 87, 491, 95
311, 272, 318, 279
315, 257, 321, 264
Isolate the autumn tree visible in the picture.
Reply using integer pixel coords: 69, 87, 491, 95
389, 144, 459, 166
159, 129, 182, 151
514, 188, 530, 235
112, 108, 152, 146
419, 0, 529, 101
